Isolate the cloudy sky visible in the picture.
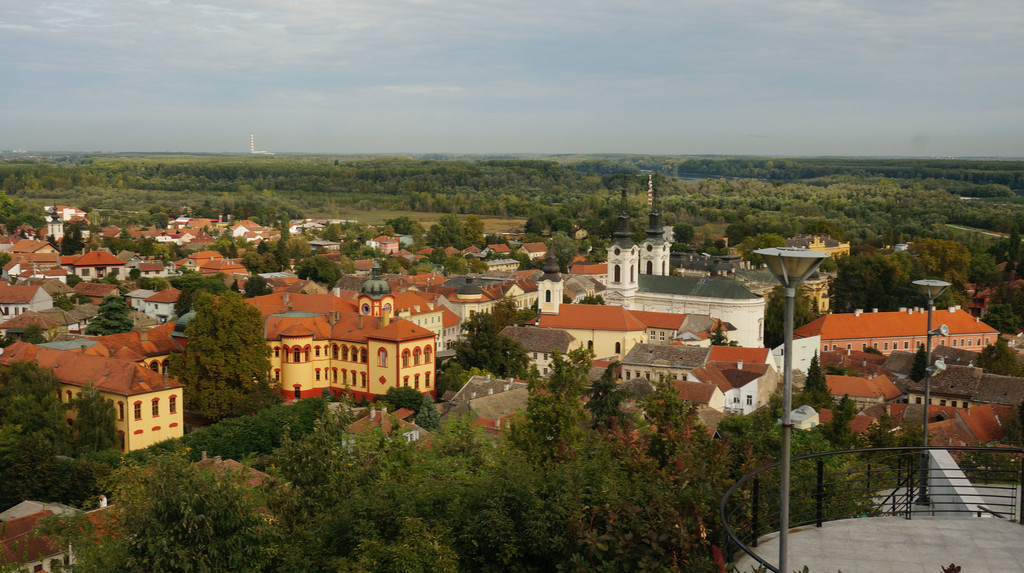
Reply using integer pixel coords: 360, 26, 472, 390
2, 0, 1022, 156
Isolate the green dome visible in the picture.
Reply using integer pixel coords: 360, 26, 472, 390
172, 310, 196, 338
360, 261, 391, 297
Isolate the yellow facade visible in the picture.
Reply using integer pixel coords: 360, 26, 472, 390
560, 327, 647, 361
59, 383, 184, 452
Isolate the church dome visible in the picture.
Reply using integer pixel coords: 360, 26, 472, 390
171, 310, 196, 338
456, 277, 483, 300
360, 261, 391, 297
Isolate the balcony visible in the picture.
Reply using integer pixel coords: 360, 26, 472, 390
721, 446, 1024, 572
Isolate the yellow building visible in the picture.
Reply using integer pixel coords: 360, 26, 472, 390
534, 303, 648, 361
252, 263, 438, 402
785, 234, 850, 259
0, 342, 185, 452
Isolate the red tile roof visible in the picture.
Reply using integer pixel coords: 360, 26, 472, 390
826, 374, 902, 401
569, 262, 608, 275
0, 342, 183, 395
144, 287, 181, 304
66, 250, 125, 267
536, 304, 646, 332
795, 309, 998, 340
627, 310, 687, 330
707, 346, 772, 364
819, 408, 876, 434
673, 380, 719, 404
0, 510, 61, 565
0, 284, 43, 304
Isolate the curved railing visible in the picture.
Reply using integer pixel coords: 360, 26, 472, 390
719, 446, 1024, 572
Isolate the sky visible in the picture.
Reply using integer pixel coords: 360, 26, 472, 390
2, 0, 1023, 156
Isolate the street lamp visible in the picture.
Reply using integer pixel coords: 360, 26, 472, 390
912, 279, 951, 505
755, 247, 828, 573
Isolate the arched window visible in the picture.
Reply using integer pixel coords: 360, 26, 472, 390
403, 376, 409, 387
360, 348, 367, 363
333, 369, 338, 382
274, 370, 280, 381
424, 346, 432, 363
425, 372, 431, 388
315, 369, 321, 381
361, 373, 367, 387
630, 265, 634, 282
413, 348, 422, 365
545, 289, 551, 302
614, 264, 621, 283
118, 402, 125, 420
378, 349, 388, 367
402, 350, 410, 368
342, 346, 350, 361
293, 348, 301, 363
315, 346, 321, 357
587, 340, 594, 350
615, 342, 621, 354
304, 347, 311, 361
646, 261, 652, 274
332, 345, 339, 359
150, 361, 159, 372
162, 359, 169, 374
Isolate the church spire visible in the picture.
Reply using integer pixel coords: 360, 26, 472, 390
645, 175, 663, 243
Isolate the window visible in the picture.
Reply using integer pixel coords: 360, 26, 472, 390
883, 342, 889, 350
960, 338, 965, 347
425, 373, 431, 388
615, 342, 621, 354
342, 346, 350, 361
294, 387, 301, 400
274, 370, 280, 381
746, 395, 753, 406
861, 343, 866, 350
646, 261, 653, 274
952, 339, 957, 347
424, 346, 432, 363
332, 345, 339, 359
316, 369, 321, 381
587, 341, 594, 350
315, 346, 321, 357
545, 290, 551, 303
940, 400, 947, 406
118, 402, 125, 420
533, 352, 538, 359
415, 374, 420, 389
305, 348, 311, 361
625, 371, 631, 380
361, 373, 367, 387
951, 401, 957, 408
403, 376, 409, 387
402, 350, 410, 368
414, 348, 421, 365
613, 265, 621, 283
169, 396, 176, 414
378, 349, 388, 367
293, 348, 301, 362
134, 402, 142, 420
360, 349, 367, 363
274, 347, 280, 358
904, 341, 909, 349
152, 400, 159, 417
150, 361, 160, 372
915, 397, 922, 404
333, 369, 338, 382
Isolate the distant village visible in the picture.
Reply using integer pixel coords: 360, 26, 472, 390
2, 198, 1021, 570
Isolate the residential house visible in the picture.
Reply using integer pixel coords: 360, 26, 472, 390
62, 250, 127, 280
673, 379, 726, 411
0, 284, 53, 317
0, 311, 61, 340
500, 325, 577, 376
349, 406, 428, 442
0, 342, 185, 452
785, 234, 850, 258
620, 343, 710, 382
795, 307, 999, 356
825, 374, 902, 410
72, 282, 119, 305
688, 358, 779, 415
485, 258, 520, 273
518, 242, 548, 261
533, 303, 648, 360
440, 375, 528, 433
0, 509, 67, 572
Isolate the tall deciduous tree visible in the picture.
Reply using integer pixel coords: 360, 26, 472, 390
85, 294, 133, 335
453, 312, 529, 379
71, 382, 117, 454
170, 291, 279, 420
510, 348, 592, 461
585, 361, 628, 429
764, 285, 817, 350
0, 361, 69, 450
977, 338, 1023, 377
294, 255, 342, 286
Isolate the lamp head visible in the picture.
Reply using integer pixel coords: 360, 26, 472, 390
929, 324, 950, 337
926, 358, 946, 376
913, 279, 951, 301
754, 247, 829, 289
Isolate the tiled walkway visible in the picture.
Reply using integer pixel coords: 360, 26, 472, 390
731, 516, 1024, 573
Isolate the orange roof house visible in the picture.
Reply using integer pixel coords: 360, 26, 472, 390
795, 307, 999, 356
825, 374, 902, 409
63, 250, 126, 280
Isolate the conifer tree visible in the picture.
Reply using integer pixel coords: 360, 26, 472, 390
910, 344, 928, 382
85, 294, 133, 335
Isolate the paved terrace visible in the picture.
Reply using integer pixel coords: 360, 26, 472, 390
732, 516, 1024, 573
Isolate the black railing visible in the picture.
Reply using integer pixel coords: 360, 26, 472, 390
720, 446, 1024, 572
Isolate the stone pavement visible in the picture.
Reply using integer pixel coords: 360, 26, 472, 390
731, 516, 1024, 573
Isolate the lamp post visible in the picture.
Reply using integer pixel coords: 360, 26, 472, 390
912, 279, 950, 505
755, 247, 828, 573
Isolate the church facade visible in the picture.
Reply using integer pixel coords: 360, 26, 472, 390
602, 186, 766, 348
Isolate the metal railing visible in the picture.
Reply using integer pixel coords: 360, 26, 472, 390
720, 446, 1024, 572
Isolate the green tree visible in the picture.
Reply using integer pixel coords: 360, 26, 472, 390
578, 293, 605, 305
799, 351, 832, 409
550, 231, 577, 272
0, 361, 69, 450
170, 291, 279, 421
910, 343, 928, 382
21, 323, 46, 344
84, 294, 133, 335
672, 222, 695, 245
585, 361, 628, 429
61, 222, 85, 255
739, 233, 785, 265
294, 255, 342, 286
509, 348, 592, 461
427, 213, 466, 249
709, 320, 737, 346
821, 395, 859, 450
414, 395, 441, 432
380, 386, 426, 412
243, 274, 272, 298
831, 252, 917, 313
453, 312, 529, 379
463, 214, 485, 247
977, 338, 1023, 376
71, 382, 117, 455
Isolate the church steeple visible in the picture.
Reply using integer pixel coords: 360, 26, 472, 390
612, 188, 633, 247
645, 175, 663, 243
538, 244, 563, 315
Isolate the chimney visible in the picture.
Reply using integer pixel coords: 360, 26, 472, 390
862, 360, 867, 367
854, 309, 862, 317
504, 383, 511, 391
99, 495, 107, 509
139, 331, 148, 342
488, 388, 493, 395
378, 316, 385, 329
847, 348, 851, 356
737, 359, 743, 370
872, 308, 878, 313
494, 418, 501, 429
282, 293, 290, 305
328, 310, 340, 325
358, 314, 363, 329
908, 308, 913, 315
470, 392, 476, 399
899, 307, 907, 312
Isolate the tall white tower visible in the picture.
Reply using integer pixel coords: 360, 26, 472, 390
538, 246, 563, 315
605, 189, 638, 304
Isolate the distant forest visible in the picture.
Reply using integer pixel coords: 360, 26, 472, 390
1, 154, 1024, 246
